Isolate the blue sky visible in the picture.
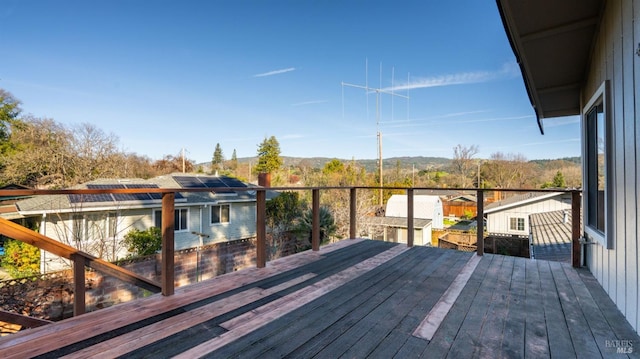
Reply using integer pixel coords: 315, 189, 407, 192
0, 0, 581, 164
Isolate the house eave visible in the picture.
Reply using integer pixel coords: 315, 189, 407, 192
496, 0, 604, 134
484, 192, 564, 214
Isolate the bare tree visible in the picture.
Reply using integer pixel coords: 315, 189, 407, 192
1, 117, 72, 188
68, 123, 122, 183
450, 144, 479, 188
153, 153, 195, 174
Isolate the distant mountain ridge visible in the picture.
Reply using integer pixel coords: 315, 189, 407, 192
200, 156, 581, 172
236, 156, 452, 172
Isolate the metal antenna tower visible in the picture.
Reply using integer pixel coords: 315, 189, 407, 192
342, 61, 409, 205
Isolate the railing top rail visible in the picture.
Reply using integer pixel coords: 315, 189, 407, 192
0, 186, 582, 197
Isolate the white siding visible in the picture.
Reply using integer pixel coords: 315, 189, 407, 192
582, 0, 639, 332
486, 197, 571, 235
38, 202, 258, 266
206, 202, 257, 244
386, 195, 444, 229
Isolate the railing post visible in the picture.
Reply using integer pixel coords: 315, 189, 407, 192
312, 188, 320, 251
476, 190, 484, 256
256, 174, 270, 268
349, 188, 357, 239
161, 192, 175, 296
256, 188, 266, 268
407, 188, 414, 247
71, 254, 86, 316
571, 190, 581, 268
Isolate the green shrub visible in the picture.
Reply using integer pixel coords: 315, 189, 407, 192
1, 239, 40, 278
123, 227, 161, 257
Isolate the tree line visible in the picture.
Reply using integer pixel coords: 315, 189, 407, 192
0, 89, 198, 189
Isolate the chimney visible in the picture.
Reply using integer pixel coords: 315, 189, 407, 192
563, 210, 569, 224
258, 173, 271, 188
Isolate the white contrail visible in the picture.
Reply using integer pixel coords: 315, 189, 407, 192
383, 62, 519, 92
253, 67, 296, 77
291, 100, 328, 106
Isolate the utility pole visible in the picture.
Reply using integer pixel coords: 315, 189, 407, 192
182, 148, 186, 173
342, 61, 409, 205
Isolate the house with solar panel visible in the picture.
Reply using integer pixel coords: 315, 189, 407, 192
14, 174, 265, 273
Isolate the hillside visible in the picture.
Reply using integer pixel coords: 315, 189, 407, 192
235, 156, 452, 172
228, 156, 581, 172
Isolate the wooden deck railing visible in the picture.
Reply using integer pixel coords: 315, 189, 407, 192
0, 186, 582, 322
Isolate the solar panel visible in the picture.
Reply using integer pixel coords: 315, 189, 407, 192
174, 176, 207, 188
119, 184, 155, 201
68, 193, 114, 203
114, 192, 150, 201
220, 177, 247, 188
87, 184, 126, 190
68, 184, 123, 203
68, 183, 185, 203
199, 177, 226, 188
197, 177, 234, 193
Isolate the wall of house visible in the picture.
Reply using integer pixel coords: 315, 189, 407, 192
486, 197, 571, 235
581, 0, 639, 332
40, 209, 151, 272
38, 202, 258, 270
1, 238, 258, 321
173, 202, 257, 250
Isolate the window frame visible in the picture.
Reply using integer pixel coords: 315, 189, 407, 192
154, 208, 189, 232
211, 204, 231, 225
509, 217, 525, 232
582, 80, 614, 249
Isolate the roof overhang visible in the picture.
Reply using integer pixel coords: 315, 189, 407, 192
496, 0, 604, 134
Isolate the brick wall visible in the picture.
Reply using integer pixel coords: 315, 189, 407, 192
0, 238, 258, 321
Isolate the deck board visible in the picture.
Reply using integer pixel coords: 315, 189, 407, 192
0, 239, 638, 359
446, 254, 506, 358
549, 260, 602, 358
417, 254, 495, 359
523, 259, 550, 358
501, 256, 526, 358
218, 245, 436, 358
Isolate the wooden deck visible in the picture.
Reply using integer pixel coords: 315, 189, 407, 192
0, 239, 638, 358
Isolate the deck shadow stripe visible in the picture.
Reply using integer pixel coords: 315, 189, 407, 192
211, 247, 444, 358
413, 254, 482, 340
32, 241, 389, 358
172, 245, 410, 358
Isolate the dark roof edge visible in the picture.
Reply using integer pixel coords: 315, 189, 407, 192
495, 0, 545, 135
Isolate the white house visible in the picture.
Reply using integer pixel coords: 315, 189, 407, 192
362, 195, 443, 246
484, 192, 572, 236
385, 195, 444, 229
498, 0, 640, 332
15, 174, 269, 273
364, 216, 433, 246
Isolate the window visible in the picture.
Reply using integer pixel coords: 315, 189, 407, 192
211, 204, 230, 224
583, 81, 613, 248
108, 212, 117, 238
586, 102, 605, 233
509, 217, 525, 231
154, 208, 189, 231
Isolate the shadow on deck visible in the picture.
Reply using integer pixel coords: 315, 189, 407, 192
0, 239, 638, 358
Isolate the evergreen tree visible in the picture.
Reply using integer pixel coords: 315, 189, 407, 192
212, 143, 224, 171
230, 149, 238, 170
0, 89, 22, 143
255, 136, 282, 174
552, 170, 566, 187
0, 89, 23, 170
